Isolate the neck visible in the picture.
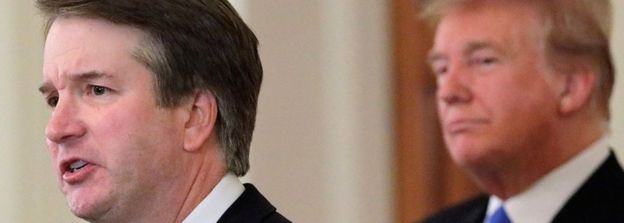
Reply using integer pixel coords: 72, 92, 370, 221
173, 147, 227, 223
472, 117, 606, 200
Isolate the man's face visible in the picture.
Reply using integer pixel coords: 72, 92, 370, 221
40, 17, 190, 220
430, 3, 564, 170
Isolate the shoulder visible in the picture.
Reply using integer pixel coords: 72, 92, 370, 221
260, 212, 290, 223
553, 152, 624, 222
218, 183, 291, 223
421, 194, 489, 223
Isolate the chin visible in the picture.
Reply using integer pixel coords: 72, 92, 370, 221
450, 145, 511, 179
69, 202, 98, 220
450, 149, 480, 168
66, 191, 111, 221
447, 140, 491, 169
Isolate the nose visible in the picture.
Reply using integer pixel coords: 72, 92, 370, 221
45, 97, 87, 144
436, 66, 472, 106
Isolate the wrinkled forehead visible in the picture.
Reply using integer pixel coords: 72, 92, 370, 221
45, 16, 146, 52
42, 17, 149, 83
423, 0, 547, 26
437, 2, 547, 43
44, 17, 148, 67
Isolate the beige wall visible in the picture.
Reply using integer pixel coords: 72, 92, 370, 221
0, 0, 621, 222
0, 1, 80, 222
612, 0, 624, 157
238, 0, 394, 222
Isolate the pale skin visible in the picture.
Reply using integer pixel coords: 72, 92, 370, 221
40, 16, 226, 223
430, 1, 606, 199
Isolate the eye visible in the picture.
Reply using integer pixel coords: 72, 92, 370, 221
431, 61, 449, 77
46, 96, 59, 107
90, 85, 110, 96
433, 65, 448, 76
478, 57, 498, 65
469, 54, 499, 67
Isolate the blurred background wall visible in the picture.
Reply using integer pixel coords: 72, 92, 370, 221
0, 0, 77, 222
236, 0, 394, 222
611, 0, 624, 156
0, 0, 621, 222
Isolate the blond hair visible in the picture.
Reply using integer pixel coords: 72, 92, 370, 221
421, 0, 614, 119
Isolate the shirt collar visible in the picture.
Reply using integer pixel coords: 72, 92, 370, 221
485, 135, 611, 223
182, 172, 245, 223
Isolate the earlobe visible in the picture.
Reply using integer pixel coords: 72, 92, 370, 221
558, 67, 596, 116
183, 91, 218, 152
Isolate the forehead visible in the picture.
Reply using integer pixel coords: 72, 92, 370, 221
43, 16, 147, 82
432, 2, 544, 55
45, 16, 145, 57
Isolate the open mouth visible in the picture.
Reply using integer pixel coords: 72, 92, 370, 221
60, 158, 95, 183
66, 160, 89, 173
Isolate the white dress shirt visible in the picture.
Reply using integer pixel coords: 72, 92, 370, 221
484, 135, 611, 223
182, 172, 245, 223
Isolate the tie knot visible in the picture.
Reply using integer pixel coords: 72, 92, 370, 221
489, 206, 511, 223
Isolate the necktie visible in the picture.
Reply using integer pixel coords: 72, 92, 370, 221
489, 206, 511, 223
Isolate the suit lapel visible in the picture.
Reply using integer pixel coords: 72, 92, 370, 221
217, 183, 277, 223
552, 151, 624, 222
464, 196, 488, 223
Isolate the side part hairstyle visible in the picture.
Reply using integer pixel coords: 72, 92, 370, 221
37, 0, 263, 176
421, 0, 614, 119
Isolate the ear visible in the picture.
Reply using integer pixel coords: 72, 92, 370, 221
558, 66, 596, 116
183, 91, 218, 152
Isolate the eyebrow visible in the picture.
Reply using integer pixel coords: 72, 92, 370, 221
38, 71, 112, 94
464, 42, 493, 55
427, 50, 446, 65
427, 41, 508, 65
463, 41, 510, 58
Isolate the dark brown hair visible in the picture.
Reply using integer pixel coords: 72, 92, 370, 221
37, 0, 262, 176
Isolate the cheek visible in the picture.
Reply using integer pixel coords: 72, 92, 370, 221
482, 73, 548, 115
95, 112, 138, 149
99, 106, 184, 168
486, 83, 558, 144
88, 103, 156, 165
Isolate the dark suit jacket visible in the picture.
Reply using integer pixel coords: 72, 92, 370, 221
422, 152, 624, 223
217, 183, 291, 223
